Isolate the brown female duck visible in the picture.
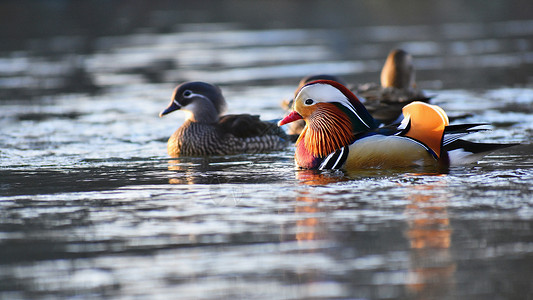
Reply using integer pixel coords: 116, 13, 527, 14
356, 48, 429, 124
160, 81, 288, 157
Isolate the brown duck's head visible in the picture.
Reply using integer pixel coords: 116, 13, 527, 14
160, 81, 227, 123
380, 49, 416, 89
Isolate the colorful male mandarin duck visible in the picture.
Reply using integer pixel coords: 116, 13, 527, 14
278, 80, 513, 170
160, 81, 288, 157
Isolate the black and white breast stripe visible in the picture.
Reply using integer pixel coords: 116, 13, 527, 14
318, 146, 349, 170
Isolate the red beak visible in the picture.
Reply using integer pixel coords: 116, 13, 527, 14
278, 111, 303, 126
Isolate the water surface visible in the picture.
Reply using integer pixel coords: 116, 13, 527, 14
1, 1, 533, 299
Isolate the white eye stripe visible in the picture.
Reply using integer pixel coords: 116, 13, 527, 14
299, 83, 370, 129
176, 92, 210, 107
185, 92, 210, 101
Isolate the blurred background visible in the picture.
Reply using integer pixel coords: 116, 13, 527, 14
1, 0, 533, 102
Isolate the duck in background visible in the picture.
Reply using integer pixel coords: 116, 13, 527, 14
278, 80, 515, 171
282, 49, 429, 136
160, 81, 288, 157
357, 48, 430, 124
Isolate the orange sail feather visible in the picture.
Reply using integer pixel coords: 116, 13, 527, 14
402, 102, 449, 158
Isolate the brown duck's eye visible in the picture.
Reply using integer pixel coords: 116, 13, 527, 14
183, 90, 193, 98
304, 99, 314, 105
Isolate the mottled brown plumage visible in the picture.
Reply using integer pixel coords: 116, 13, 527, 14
160, 81, 288, 157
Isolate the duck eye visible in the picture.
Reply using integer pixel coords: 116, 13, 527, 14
304, 99, 314, 105
183, 90, 193, 98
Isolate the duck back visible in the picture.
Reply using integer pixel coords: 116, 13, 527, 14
168, 116, 288, 157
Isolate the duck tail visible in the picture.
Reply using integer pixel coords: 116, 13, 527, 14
444, 139, 519, 165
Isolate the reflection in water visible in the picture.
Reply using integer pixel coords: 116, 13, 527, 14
166, 158, 249, 207
293, 170, 349, 241
292, 170, 458, 298
295, 193, 325, 243
291, 170, 341, 297
167, 158, 211, 185
295, 169, 349, 186
404, 179, 456, 299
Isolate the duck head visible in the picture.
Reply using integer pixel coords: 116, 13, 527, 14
380, 49, 415, 89
279, 80, 378, 158
160, 81, 227, 123
283, 74, 346, 111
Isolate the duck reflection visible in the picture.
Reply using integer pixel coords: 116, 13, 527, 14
290, 169, 457, 299
293, 170, 350, 242
289, 170, 346, 294
295, 193, 323, 242
403, 180, 456, 299
294, 170, 341, 243
295, 169, 348, 186
167, 158, 211, 185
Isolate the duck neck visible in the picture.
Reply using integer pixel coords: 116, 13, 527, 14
187, 99, 221, 123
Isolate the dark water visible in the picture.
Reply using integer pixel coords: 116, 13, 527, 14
1, 1, 533, 299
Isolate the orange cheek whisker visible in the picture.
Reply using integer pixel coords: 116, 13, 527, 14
302, 104, 354, 158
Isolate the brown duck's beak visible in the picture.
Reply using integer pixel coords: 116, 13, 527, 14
278, 111, 303, 126
159, 100, 182, 117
